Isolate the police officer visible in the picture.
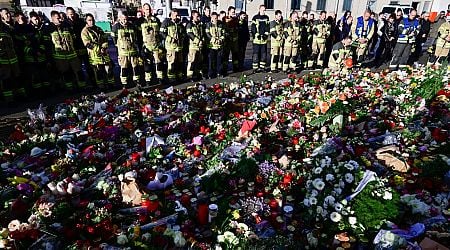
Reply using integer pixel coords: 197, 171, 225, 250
137, 3, 163, 85
222, 6, 239, 75
186, 10, 206, 81
282, 11, 301, 73
81, 14, 114, 89
328, 36, 354, 71
111, 11, 140, 88
206, 12, 225, 78
161, 9, 185, 82
309, 11, 331, 69
251, 5, 270, 73
428, 14, 450, 67
390, 9, 420, 70
0, 14, 19, 102
269, 10, 284, 73
44, 11, 83, 92
351, 9, 375, 64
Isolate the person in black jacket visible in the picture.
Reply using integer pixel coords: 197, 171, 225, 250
410, 12, 431, 63
237, 11, 250, 71
251, 5, 270, 72
375, 13, 397, 66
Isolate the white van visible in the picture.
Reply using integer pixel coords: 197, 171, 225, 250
380, 5, 413, 18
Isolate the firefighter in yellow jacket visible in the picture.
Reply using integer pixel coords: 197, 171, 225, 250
0, 17, 19, 102
44, 11, 82, 92
270, 10, 284, 72
81, 14, 114, 88
308, 11, 331, 69
428, 14, 450, 67
112, 11, 140, 88
161, 9, 185, 82
186, 10, 205, 81
137, 3, 163, 85
282, 11, 301, 73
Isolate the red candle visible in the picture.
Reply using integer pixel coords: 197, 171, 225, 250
292, 137, 299, 145
197, 203, 209, 225
147, 195, 159, 212
269, 199, 279, 210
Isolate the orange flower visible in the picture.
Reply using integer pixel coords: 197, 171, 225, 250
329, 98, 336, 104
339, 93, 347, 101
320, 102, 330, 114
314, 106, 320, 115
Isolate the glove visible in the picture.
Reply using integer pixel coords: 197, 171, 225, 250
262, 34, 268, 40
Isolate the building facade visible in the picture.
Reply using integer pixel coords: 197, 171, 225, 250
212, 0, 441, 19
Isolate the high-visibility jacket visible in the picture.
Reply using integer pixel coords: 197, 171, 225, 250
352, 16, 375, 40
206, 21, 225, 50
313, 19, 331, 43
81, 25, 110, 65
284, 21, 301, 48
137, 15, 161, 51
25, 23, 48, 64
270, 19, 284, 47
328, 41, 353, 68
160, 18, 184, 52
66, 18, 87, 56
397, 17, 420, 44
436, 21, 450, 49
43, 22, 77, 60
0, 22, 18, 65
251, 13, 270, 44
186, 21, 205, 50
111, 22, 139, 57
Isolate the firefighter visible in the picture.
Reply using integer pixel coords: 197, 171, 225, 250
13, 12, 31, 98
206, 12, 225, 78
44, 11, 82, 92
351, 9, 375, 64
25, 12, 51, 96
160, 9, 185, 83
328, 36, 354, 71
390, 9, 420, 70
137, 3, 163, 85
309, 11, 331, 69
251, 5, 270, 73
81, 14, 114, 89
0, 15, 19, 103
269, 10, 284, 73
428, 14, 450, 67
282, 11, 301, 73
201, 6, 211, 77
111, 11, 140, 88
222, 6, 239, 75
186, 10, 206, 81
66, 7, 91, 88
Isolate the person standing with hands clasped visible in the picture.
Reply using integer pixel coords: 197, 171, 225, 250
251, 5, 270, 73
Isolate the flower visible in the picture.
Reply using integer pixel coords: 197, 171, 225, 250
335, 203, 343, 212
383, 191, 393, 200
8, 220, 20, 232
325, 174, 335, 182
330, 212, 342, 222
344, 173, 354, 183
348, 217, 357, 225
309, 197, 318, 205
117, 234, 128, 245
312, 178, 325, 190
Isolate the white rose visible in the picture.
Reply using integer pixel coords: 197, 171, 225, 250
8, 220, 20, 232
383, 191, 393, 200
348, 216, 357, 225
312, 178, 325, 191
117, 234, 128, 245
309, 197, 318, 205
330, 212, 342, 222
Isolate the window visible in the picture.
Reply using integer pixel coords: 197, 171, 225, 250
264, 0, 274, 9
235, 0, 244, 10
342, 0, 352, 12
291, 0, 301, 10
316, 0, 326, 11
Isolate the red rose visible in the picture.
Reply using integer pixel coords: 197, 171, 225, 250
193, 150, 201, 158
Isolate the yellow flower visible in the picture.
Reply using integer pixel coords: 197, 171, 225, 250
232, 210, 240, 220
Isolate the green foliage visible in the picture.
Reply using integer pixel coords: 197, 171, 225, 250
234, 157, 258, 181
412, 66, 446, 101
352, 183, 400, 232
416, 156, 450, 178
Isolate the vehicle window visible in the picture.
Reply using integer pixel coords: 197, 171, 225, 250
382, 7, 396, 14
403, 8, 410, 15
178, 9, 189, 17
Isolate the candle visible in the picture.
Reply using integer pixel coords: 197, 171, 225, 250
147, 195, 159, 212
208, 204, 218, 222
197, 203, 208, 225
